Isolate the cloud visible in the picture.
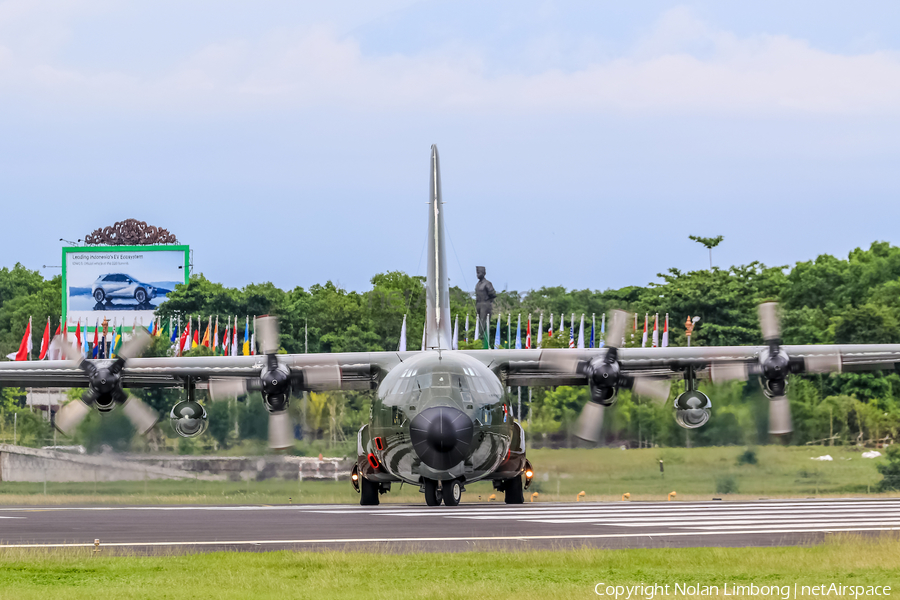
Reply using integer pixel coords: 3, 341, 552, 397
1, 5, 900, 116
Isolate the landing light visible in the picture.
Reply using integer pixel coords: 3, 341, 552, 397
525, 470, 534, 479
351, 473, 359, 481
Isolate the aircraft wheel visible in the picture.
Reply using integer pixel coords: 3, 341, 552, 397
423, 478, 442, 506
504, 474, 524, 504
93, 289, 105, 302
360, 476, 380, 506
441, 479, 462, 506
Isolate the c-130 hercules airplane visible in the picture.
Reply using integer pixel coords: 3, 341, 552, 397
4, 145, 900, 506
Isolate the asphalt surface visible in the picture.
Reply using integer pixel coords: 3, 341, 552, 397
1, 499, 899, 553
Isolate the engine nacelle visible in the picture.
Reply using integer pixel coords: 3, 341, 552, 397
170, 400, 208, 438
674, 390, 711, 429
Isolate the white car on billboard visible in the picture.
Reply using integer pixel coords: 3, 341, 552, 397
91, 273, 158, 304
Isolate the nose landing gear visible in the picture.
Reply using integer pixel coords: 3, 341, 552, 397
422, 478, 465, 506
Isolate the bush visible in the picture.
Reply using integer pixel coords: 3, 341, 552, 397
737, 447, 758, 465
715, 474, 739, 494
877, 445, 900, 492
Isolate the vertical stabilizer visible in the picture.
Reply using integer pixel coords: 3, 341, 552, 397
425, 145, 452, 350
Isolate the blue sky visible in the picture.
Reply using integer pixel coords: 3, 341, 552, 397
2, 1, 899, 294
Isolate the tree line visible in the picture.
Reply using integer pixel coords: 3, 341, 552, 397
1, 241, 900, 452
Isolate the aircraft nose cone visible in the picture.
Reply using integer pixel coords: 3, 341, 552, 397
410, 406, 473, 471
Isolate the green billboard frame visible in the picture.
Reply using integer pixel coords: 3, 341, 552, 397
61, 245, 190, 332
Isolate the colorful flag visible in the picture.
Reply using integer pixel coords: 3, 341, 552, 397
250, 317, 256, 355
652, 313, 659, 348
548, 313, 554, 338
641, 313, 648, 348
222, 319, 230, 355
38, 317, 51, 360
213, 316, 220, 354
92, 319, 99, 358
482, 313, 491, 349
7, 317, 32, 361
590, 314, 595, 349
494, 313, 502, 349
232, 316, 238, 356
662, 313, 669, 348
537, 313, 543, 348
569, 313, 575, 349
515, 314, 522, 349
242, 316, 250, 355
398, 314, 407, 351
599, 313, 606, 348
506, 313, 511, 349
452, 314, 459, 350
464, 314, 469, 344
111, 322, 123, 358
558, 313, 564, 341
526, 314, 532, 349
192, 319, 200, 349
473, 314, 480, 345
202, 317, 211, 348
75, 320, 82, 354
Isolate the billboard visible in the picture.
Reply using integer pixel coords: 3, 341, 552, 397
62, 245, 189, 331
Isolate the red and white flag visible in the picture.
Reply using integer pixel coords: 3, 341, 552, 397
38, 317, 51, 360
652, 314, 659, 348
662, 313, 669, 348
641, 313, 648, 348
525, 315, 532, 349
7, 317, 33, 361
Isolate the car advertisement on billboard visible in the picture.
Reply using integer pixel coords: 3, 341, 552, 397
62, 245, 189, 331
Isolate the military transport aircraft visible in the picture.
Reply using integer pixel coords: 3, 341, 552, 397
3, 145, 900, 507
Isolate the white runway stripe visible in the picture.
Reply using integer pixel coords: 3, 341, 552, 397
1, 526, 897, 550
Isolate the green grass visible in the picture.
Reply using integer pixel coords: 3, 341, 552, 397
0, 445, 895, 505
0, 535, 897, 599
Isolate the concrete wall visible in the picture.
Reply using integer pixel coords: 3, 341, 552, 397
122, 455, 353, 481
0, 445, 353, 482
0, 444, 223, 482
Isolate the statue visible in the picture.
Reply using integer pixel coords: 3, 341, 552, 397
474, 266, 496, 334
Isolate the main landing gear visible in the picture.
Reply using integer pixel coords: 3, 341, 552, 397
503, 474, 524, 504
422, 478, 464, 506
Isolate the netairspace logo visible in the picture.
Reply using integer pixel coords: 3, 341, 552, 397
594, 583, 893, 599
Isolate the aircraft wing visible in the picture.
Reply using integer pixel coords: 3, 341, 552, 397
0, 352, 412, 391
461, 344, 900, 387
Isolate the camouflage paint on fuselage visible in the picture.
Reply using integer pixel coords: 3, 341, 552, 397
368, 351, 514, 485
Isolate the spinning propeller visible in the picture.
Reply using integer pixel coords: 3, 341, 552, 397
208, 316, 342, 449
542, 310, 673, 443
52, 330, 159, 437
711, 302, 842, 436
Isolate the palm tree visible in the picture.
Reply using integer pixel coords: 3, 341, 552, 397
689, 235, 724, 269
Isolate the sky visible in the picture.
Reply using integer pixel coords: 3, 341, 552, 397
2, 1, 899, 294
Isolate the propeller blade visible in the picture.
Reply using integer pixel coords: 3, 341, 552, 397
710, 362, 749, 383
117, 328, 152, 360
55, 399, 92, 436
256, 316, 280, 356
302, 364, 342, 389
268, 410, 294, 450
606, 310, 627, 349
121, 396, 159, 435
630, 376, 672, 402
50, 337, 85, 369
575, 402, 605, 443
538, 351, 582, 375
758, 302, 781, 342
208, 378, 249, 401
804, 353, 842, 374
768, 395, 793, 436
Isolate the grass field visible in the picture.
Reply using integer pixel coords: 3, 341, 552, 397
0, 445, 895, 505
0, 535, 897, 599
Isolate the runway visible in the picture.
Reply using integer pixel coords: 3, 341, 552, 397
1, 499, 899, 553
